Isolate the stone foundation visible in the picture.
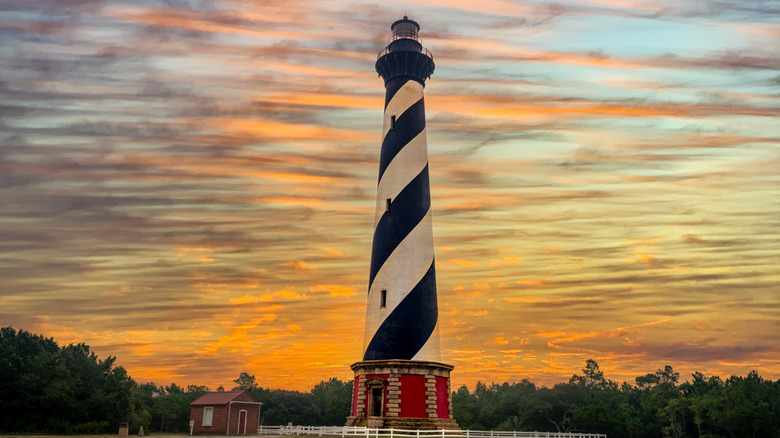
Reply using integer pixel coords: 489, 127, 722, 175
347, 360, 459, 430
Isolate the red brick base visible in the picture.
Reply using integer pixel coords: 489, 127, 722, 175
347, 360, 459, 430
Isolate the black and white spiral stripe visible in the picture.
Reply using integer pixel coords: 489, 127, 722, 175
363, 78, 440, 362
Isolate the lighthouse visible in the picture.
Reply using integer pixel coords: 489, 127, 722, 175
347, 17, 458, 430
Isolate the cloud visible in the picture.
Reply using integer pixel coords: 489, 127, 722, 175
309, 284, 357, 297
201, 314, 278, 354
447, 258, 481, 267
545, 317, 672, 349
636, 340, 774, 363
492, 336, 509, 345
625, 253, 659, 268
488, 256, 522, 266
500, 349, 524, 359
260, 290, 308, 302
281, 260, 315, 272
228, 295, 260, 305
0, 0, 778, 391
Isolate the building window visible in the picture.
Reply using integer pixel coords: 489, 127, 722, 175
386, 198, 391, 213
202, 406, 213, 427
390, 115, 396, 129
380, 290, 387, 308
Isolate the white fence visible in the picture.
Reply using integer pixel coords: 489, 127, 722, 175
258, 425, 606, 438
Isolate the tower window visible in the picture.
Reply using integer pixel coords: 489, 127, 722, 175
390, 115, 396, 129
386, 198, 391, 213
380, 290, 387, 308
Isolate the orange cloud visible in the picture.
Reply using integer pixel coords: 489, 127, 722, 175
134, 344, 155, 357
428, 94, 776, 123
264, 196, 323, 208
541, 359, 572, 373
488, 256, 523, 265
516, 279, 548, 287
211, 118, 371, 142
448, 258, 480, 267
625, 253, 659, 267
200, 314, 277, 354
260, 290, 308, 302
282, 260, 314, 272
449, 348, 486, 356
500, 349, 524, 358
637, 253, 658, 267
492, 336, 510, 345
228, 295, 261, 305
546, 317, 672, 348
320, 247, 343, 258
309, 284, 357, 297
538, 330, 566, 338
505, 297, 549, 303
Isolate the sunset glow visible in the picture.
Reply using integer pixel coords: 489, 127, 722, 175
1, 0, 778, 392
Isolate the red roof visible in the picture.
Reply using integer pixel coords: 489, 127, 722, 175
190, 390, 258, 406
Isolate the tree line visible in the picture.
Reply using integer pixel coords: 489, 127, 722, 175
452, 359, 779, 437
0, 327, 352, 434
1, 327, 778, 437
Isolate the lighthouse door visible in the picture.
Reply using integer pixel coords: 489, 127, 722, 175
370, 388, 383, 416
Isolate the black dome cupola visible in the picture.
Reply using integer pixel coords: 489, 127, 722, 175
375, 16, 435, 86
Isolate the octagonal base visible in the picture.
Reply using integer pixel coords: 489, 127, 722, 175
346, 360, 459, 430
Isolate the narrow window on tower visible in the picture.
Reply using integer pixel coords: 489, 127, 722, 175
386, 198, 391, 213
380, 290, 387, 308
390, 115, 396, 130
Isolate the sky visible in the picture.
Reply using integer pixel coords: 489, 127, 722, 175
1, 0, 778, 392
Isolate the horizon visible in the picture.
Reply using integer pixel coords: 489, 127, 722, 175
8, 325, 771, 393
1, 0, 778, 392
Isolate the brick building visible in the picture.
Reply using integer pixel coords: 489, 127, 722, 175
189, 391, 262, 435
